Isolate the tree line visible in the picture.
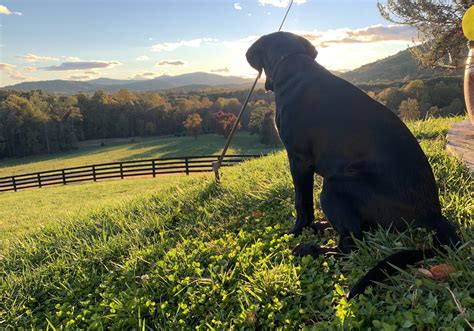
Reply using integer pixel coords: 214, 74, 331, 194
0, 89, 278, 158
366, 77, 465, 120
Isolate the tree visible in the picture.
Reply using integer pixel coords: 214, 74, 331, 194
399, 98, 421, 121
212, 111, 240, 138
378, 0, 473, 68
248, 107, 272, 135
183, 113, 203, 140
259, 111, 281, 146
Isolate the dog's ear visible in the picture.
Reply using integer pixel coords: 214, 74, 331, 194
246, 43, 264, 73
300, 37, 318, 59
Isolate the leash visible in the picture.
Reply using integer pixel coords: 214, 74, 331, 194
213, 0, 295, 182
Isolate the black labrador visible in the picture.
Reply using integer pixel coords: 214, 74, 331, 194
245, 31, 461, 299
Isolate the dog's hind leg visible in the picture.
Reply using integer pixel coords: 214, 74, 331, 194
285, 155, 316, 236
293, 176, 364, 257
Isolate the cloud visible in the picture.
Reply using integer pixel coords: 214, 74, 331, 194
136, 55, 150, 61
302, 24, 417, 48
130, 72, 157, 80
84, 70, 100, 75
0, 63, 16, 71
223, 35, 259, 50
0, 5, 22, 16
20, 53, 60, 62
62, 56, 81, 62
156, 60, 186, 66
258, 0, 306, 8
211, 67, 230, 73
68, 74, 92, 81
43, 60, 122, 71
24, 66, 38, 72
234, 3, 242, 10
151, 38, 216, 52
0, 63, 33, 81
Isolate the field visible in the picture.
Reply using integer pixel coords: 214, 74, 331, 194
0, 133, 278, 177
0, 133, 278, 248
1, 117, 473, 329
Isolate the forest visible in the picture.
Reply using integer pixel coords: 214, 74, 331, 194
0, 76, 465, 158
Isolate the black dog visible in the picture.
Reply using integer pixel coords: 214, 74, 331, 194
246, 32, 461, 299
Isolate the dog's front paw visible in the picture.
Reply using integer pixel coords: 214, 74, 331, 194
292, 243, 323, 258
310, 221, 332, 236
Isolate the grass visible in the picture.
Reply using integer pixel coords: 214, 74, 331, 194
0, 132, 279, 177
0, 116, 472, 329
0, 174, 206, 250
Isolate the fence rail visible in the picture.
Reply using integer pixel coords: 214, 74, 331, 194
0, 154, 263, 193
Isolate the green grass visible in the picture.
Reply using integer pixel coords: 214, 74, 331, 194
0, 117, 472, 329
0, 133, 279, 177
0, 174, 206, 249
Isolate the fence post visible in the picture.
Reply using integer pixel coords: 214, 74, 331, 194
12, 176, 17, 192
92, 165, 97, 182
120, 163, 124, 179
152, 160, 156, 178
37, 173, 42, 188
62, 169, 66, 185
185, 157, 189, 175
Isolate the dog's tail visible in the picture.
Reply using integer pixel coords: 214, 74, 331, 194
348, 216, 460, 300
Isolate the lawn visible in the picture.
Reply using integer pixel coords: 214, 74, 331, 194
0, 173, 207, 250
0, 117, 472, 329
0, 133, 279, 177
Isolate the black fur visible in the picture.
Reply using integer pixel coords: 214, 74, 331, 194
246, 32, 461, 299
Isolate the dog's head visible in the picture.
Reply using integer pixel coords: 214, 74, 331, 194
246, 32, 317, 91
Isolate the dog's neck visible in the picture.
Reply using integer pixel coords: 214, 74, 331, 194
265, 53, 314, 91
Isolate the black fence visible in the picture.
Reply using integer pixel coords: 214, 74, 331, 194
0, 154, 262, 193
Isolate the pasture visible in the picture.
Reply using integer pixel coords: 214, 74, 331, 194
0, 133, 278, 177
0, 117, 473, 329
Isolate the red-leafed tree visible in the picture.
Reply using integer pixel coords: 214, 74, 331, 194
212, 111, 240, 138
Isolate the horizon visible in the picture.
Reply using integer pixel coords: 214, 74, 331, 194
0, 0, 417, 88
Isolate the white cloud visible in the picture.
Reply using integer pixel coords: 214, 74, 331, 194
301, 24, 416, 48
24, 66, 38, 72
0, 5, 22, 16
44, 60, 122, 71
211, 67, 230, 73
234, 3, 242, 10
155, 60, 187, 67
20, 53, 60, 62
68, 74, 93, 81
136, 55, 150, 61
62, 56, 82, 62
130, 72, 157, 80
151, 38, 216, 52
223, 35, 259, 50
258, 0, 306, 8
0, 63, 16, 71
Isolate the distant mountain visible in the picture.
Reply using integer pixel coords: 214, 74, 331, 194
339, 48, 462, 84
2, 72, 254, 94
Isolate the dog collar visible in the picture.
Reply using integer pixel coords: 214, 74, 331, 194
269, 52, 312, 85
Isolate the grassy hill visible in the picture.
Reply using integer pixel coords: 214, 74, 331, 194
339, 48, 462, 85
1, 117, 472, 329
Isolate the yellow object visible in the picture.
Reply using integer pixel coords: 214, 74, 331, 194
462, 6, 474, 41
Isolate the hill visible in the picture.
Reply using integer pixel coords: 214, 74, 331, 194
339, 48, 462, 84
1, 117, 472, 329
2, 72, 254, 94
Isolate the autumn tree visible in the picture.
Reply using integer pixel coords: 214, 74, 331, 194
183, 113, 203, 140
378, 0, 473, 68
212, 111, 240, 138
399, 98, 421, 121
259, 111, 281, 146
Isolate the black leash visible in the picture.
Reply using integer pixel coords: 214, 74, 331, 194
213, 0, 295, 182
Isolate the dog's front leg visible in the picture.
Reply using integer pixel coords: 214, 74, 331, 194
285, 155, 314, 236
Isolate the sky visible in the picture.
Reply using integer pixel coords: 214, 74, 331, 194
0, 0, 418, 87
